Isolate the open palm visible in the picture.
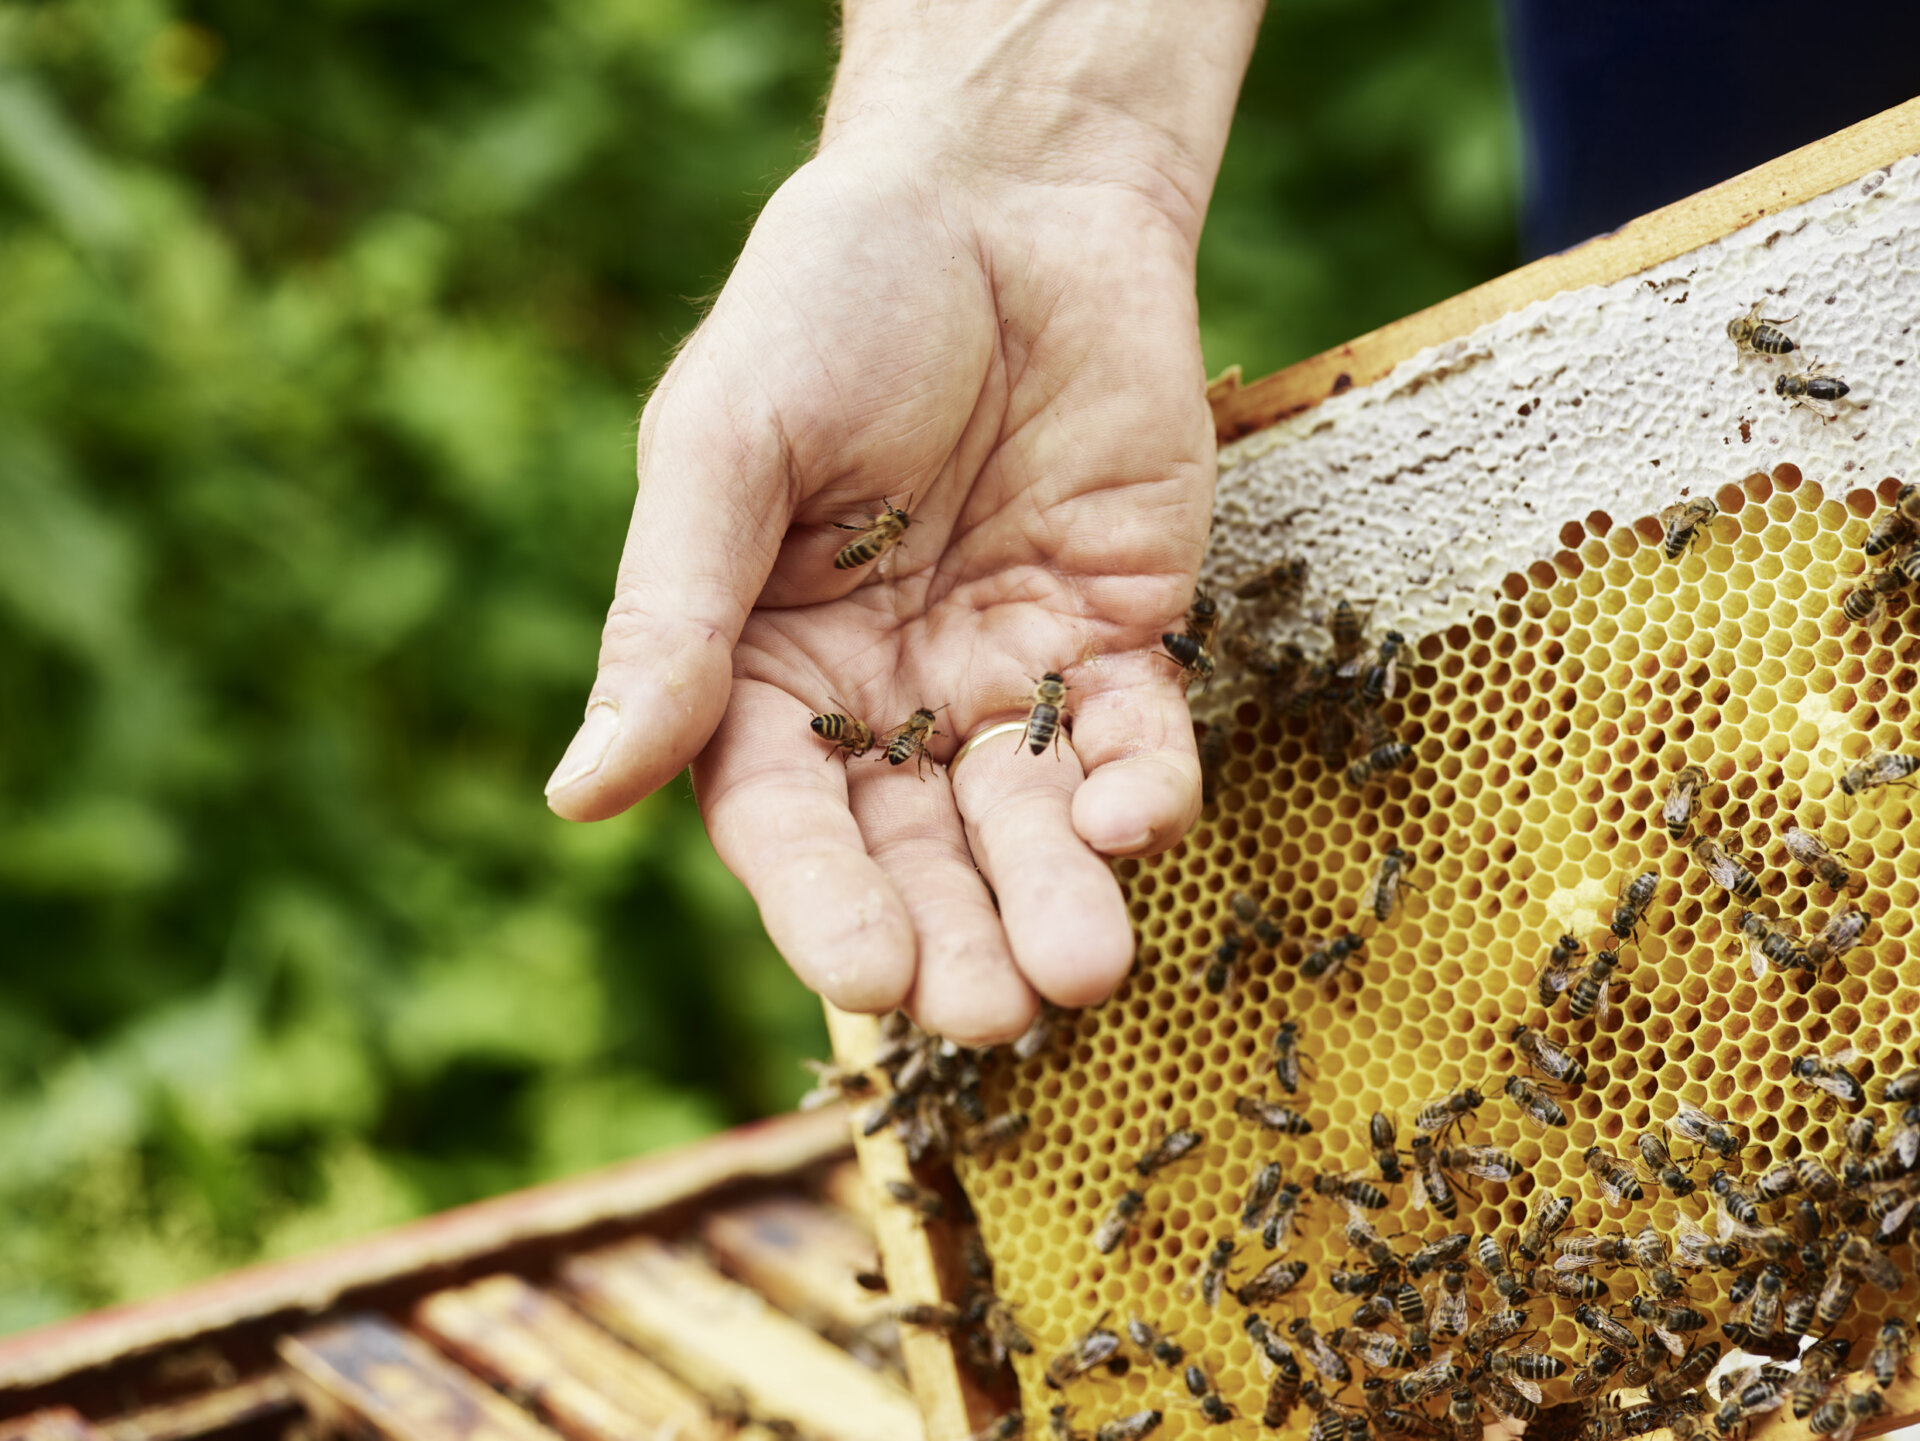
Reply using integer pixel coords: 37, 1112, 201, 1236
547, 140, 1216, 1042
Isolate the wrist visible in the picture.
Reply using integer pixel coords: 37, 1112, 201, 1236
823, 0, 1264, 241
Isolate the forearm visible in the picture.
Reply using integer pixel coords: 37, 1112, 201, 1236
824, 0, 1266, 238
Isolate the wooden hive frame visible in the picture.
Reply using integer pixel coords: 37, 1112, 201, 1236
841, 94, 1920, 1441
0, 1108, 926, 1441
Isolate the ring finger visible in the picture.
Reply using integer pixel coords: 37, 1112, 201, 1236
949, 718, 1136, 1008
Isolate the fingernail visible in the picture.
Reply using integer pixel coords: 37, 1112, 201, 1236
1101, 827, 1156, 855
545, 698, 621, 798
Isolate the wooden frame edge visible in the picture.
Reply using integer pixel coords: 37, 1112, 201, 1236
0, 1107, 852, 1396
1210, 94, 1920, 444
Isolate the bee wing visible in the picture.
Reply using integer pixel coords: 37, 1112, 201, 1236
1893, 1124, 1920, 1169
1409, 1167, 1431, 1214
1553, 1251, 1600, 1273
1358, 866, 1386, 917
1877, 1192, 1920, 1239
1654, 1327, 1687, 1358
1671, 1099, 1711, 1141
1593, 973, 1613, 1027
1746, 931, 1771, 980
1535, 957, 1576, 998
1830, 1046, 1863, 1066
1813, 1074, 1859, 1102
1461, 1148, 1520, 1181
1510, 1377, 1544, 1405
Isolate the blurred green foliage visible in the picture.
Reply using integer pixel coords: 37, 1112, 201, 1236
0, 0, 1513, 1332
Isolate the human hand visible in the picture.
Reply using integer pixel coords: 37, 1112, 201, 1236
546, 0, 1263, 1043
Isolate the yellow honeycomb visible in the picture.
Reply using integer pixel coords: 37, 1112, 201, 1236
962, 466, 1920, 1440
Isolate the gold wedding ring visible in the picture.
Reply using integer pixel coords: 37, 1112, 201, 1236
944, 720, 1035, 780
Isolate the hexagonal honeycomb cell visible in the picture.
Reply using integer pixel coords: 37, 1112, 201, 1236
961, 467, 1920, 1440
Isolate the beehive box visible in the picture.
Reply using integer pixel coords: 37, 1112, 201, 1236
840, 100, 1920, 1441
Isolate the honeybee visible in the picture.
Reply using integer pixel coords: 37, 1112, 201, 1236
1369, 1110, 1404, 1185
1537, 933, 1585, 1005
1199, 933, 1244, 997
1896, 537, 1920, 586
1156, 631, 1215, 690
1636, 1131, 1696, 1198
1663, 766, 1707, 840
1511, 1025, 1587, 1087
831, 496, 913, 570
1093, 1411, 1163, 1441
1567, 948, 1620, 1024
893, 1301, 965, 1330
1611, 869, 1659, 940
1568, 1344, 1626, 1398
1337, 1328, 1419, 1371
1803, 905, 1870, 971
1649, 1341, 1722, 1404
1240, 1162, 1282, 1232
1019, 672, 1070, 756
797, 1058, 876, 1111
1346, 741, 1413, 788
1505, 1075, 1569, 1130
1395, 1353, 1465, 1406
1092, 1189, 1145, 1254
1415, 1083, 1485, 1139
1573, 1302, 1636, 1350
879, 706, 944, 774
1838, 748, 1920, 796
1584, 1144, 1646, 1207
1673, 1214, 1742, 1270
1807, 1388, 1883, 1441
1691, 834, 1762, 901
1406, 1232, 1472, 1277
1410, 1135, 1458, 1219
963, 1110, 1031, 1154
1301, 930, 1365, 983
1235, 1094, 1314, 1134
1363, 846, 1418, 924
1632, 1225, 1686, 1299
1231, 891, 1284, 948
1474, 1231, 1530, 1304
1261, 1182, 1306, 1251
1882, 1067, 1920, 1104
1836, 1232, 1903, 1291
1195, 1236, 1235, 1308
1466, 1308, 1529, 1353
1133, 1123, 1202, 1177
1438, 1144, 1521, 1183
1012, 1002, 1064, 1063
1127, 1317, 1183, 1368
1272, 1019, 1307, 1094
1232, 556, 1310, 603
1871, 1318, 1911, 1388
1429, 1263, 1469, 1336
1776, 364, 1850, 413
1359, 632, 1407, 707
1237, 1257, 1311, 1306
1446, 1388, 1478, 1441
1738, 908, 1807, 978
1671, 1098, 1742, 1160
1329, 599, 1373, 664
884, 1179, 945, 1219
1845, 1113, 1879, 1158
1288, 1319, 1353, 1384
1708, 1167, 1762, 1228
1840, 567, 1905, 626
1727, 302, 1798, 356
1660, 497, 1719, 560
1184, 588, 1220, 650
1794, 1050, 1867, 1106
1045, 1317, 1122, 1388
1865, 504, 1917, 557
809, 702, 875, 759
1314, 1170, 1391, 1209
1515, 1194, 1575, 1262
1473, 1366, 1541, 1423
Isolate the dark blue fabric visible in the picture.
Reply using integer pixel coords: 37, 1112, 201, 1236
1503, 1, 1920, 258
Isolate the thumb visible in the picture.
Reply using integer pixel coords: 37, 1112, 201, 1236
545, 334, 793, 821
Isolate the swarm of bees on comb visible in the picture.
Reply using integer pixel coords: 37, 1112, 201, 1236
812, 299, 1920, 1441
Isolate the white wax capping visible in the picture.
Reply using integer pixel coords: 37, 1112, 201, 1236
1208, 152, 1920, 694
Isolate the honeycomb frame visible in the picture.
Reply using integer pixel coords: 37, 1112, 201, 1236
964, 466, 1920, 1440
